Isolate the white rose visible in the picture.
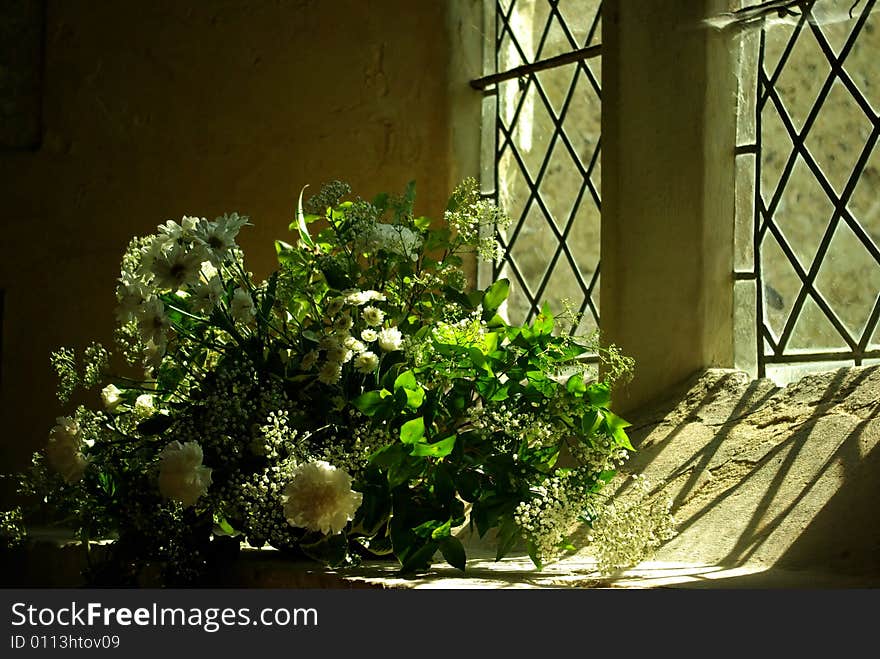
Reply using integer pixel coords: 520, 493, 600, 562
101, 384, 123, 411
282, 461, 363, 535
158, 440, 212, 508
46, 417, 88, 484
135, 394, 155, 417
377, 326, 403, 352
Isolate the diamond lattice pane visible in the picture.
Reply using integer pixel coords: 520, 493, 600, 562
847, 142, 880, 247
760, 229, 803, 342
508, 202, 556, 299
813, 220, 880, 340
804, 79, 873, 196
538, 139, 582, 230
787, 293, 850, 353
846, 5, 880, 115
558, 0, 602, 48
770, 156, 835, 270
770, 22, 829, 132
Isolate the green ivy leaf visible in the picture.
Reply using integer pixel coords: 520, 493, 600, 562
533, 302, 554, 335
400, 417, 426, 444
587, 382, 611, 408
410, 434, 456, 458
566, 373, 587, 395
604, 411, 634, 451
351, 390, 391, 417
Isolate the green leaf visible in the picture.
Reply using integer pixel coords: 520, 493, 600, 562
293, 185, 316, 248
587, 382, 611, 408
429, 518, 453, 540
605, 411, 634, 451
566, 373, 587, 395
482, 279, 510, 317
533, 302, 554, 335
410, 434, 456, 458
439, 536, 467, 572
400, 417, 426, 444
351, 390, 390, 417
394, 370, 418, 391
581, 409, 600, 436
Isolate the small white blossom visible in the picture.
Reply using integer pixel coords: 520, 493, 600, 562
190, 276, 223, 314
361, 329, 378, 343
300, 350, 319, 371
344, 289, 386, 306
135, 297, 170, 346
134, 393, 155, 417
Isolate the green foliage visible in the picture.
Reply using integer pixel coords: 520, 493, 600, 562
16, 178, 638, 585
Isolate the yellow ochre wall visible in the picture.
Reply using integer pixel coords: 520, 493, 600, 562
0, 0, 472, 495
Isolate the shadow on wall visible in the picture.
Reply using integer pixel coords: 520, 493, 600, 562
622, 365, 880, 580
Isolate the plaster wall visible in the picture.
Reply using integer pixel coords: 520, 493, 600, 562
0, 0, 466, 491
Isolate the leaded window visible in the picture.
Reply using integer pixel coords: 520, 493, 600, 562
473, 0, 602, 335
734, 0, 880, 381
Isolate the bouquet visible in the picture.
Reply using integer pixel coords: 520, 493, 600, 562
6, 179, 673, 585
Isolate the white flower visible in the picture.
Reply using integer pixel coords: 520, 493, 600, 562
344, 289, 386, 306
361, 329, 378, 343
135, 297, 170, 346
101, 384, 123, 411
343, 336, 365, 354
46, 417, 88, 484
230, 287, 256, 324
362, 306, 385, 327
157, 216, 199, 243
134, 393, 155, 417
150, 243, 207, 291
317, 361, 342, 385
144, 338, 167, 371
300, 350, 319, 371
319, 335, 341, 351
282, 461, 363, 535
158, 440, 213, 508
190, 276, 223, 314
326, 346, 353, 364
377, 326, 403, 352
193, 214, 247, 259
354, 351, 379, 374
115, 276, 150, 323
333, 313, 353, 332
